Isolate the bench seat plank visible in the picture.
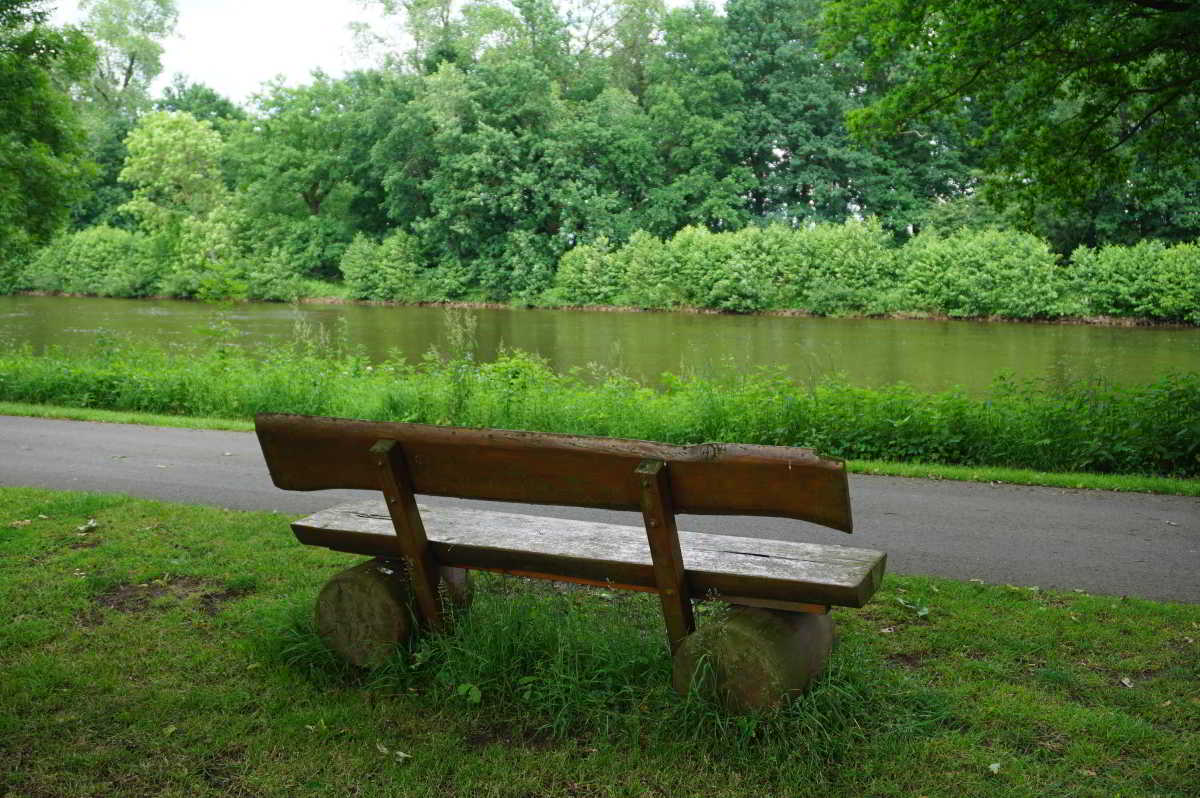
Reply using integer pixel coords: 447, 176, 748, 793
293, 501, 886, 609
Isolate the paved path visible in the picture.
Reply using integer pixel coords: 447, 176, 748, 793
1, 416, 1196, 602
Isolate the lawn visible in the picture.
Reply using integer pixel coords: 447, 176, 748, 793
1, 487, 1196, 797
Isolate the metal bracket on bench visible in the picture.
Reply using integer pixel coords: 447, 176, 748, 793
370, 439, 445, 632
636, 458, 696, 654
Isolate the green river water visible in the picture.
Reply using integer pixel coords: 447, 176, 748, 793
2, 296, 1196, 394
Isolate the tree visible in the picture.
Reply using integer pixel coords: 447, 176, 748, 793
824, 0, 1200, 205
119, 110, 246, 298
77, 0, 178, 120
227, 73, 388, 278
642, 3, 754, 234
1, 0, 95, 264
155, 75, 245, 125
68, 0, 180, 230
119, 110, 227, 227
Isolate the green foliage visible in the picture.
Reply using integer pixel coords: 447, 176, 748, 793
76, 0, 178, 119
550, 237, 623, 305
119, 110, 228, 229
154, 74, 244, 124
771, 219, 900, 313
1, 1, 95, 260
21, 226, 158, 297
900, 229, 1070, 319
557, 220, 899, 315
339, 231, 430, 302
2, 334, 1196, 478
1069, 240, 1200, 324
825, 0, 1200, 208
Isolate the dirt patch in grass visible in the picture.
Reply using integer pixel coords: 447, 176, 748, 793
886, 651, 927, 669
464, 722, 557, 751
84, 577, 254, 623
198, 585, 255, 616
197, 746, 250, 794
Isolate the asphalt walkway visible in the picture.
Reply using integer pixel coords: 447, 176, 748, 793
1, 415, 1195, 602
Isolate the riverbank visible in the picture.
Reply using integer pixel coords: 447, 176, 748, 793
3, 486, 1197, 797
11, 222, 1199, 325
1, 332, 1196, 483
14, 288, 1200, 330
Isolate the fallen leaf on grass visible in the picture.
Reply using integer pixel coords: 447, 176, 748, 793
1120, 677, 1134, 688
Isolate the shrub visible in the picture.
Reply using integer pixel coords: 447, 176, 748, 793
618, 231, 676, 308
901, 229, 1068, 318
21, 227, 160, 297
244, 251, 307, 302
551, 237, 624, 306
1069, 240, 1200, 323
155, 209, 249, 300
773, 219, 900, 314
667, 226, 777, 312
340, 231, 429, 301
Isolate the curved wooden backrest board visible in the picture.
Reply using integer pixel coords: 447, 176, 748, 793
255, 413, 852, 532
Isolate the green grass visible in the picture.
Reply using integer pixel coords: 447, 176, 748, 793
3, 399, 1197, 497
1, 332, 1198, 482
1, 487, 1196, 797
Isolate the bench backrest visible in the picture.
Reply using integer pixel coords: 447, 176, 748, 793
255, 413, 852, 533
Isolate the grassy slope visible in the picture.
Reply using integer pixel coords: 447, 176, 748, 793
1, 487, 1197, 797
1, 400, 1195, 497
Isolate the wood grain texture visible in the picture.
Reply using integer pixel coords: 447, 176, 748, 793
291, 501, 886, 608
255, 414, 852, 532
370, 440, 444, 631
637, 459, 695, 652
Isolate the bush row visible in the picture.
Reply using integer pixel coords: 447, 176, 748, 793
549, 222, 1199, 320
10, 222, 1199, 323
1, 334, 1196, 477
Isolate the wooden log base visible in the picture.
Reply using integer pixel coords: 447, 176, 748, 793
315, 559, 472, 668
671, 607, 834, 713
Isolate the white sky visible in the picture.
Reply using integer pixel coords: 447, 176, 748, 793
52, 1, 393, 104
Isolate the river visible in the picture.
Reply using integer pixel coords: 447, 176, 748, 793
2, 295, 1196, 394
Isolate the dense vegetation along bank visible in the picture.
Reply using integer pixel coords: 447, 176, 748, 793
10, 221, 1200, 324
3, 487, 1199, 797
2, 334, 1196, 479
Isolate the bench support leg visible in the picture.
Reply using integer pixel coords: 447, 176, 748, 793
371, 439, 445, 632
636, 459, 695, 654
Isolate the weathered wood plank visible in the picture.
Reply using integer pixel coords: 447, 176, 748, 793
637, 459, 696, 652
255, 414, 852, 532
291, 501, 886, 608
370, 440, 444, 631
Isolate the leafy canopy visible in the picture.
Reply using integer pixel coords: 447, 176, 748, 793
1, 0, 95, 260
824, 0, 1200, 205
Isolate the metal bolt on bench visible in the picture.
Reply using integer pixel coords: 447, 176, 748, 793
255, 413, 886, 712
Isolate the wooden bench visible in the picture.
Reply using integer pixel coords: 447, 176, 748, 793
255, 413, 886, 709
